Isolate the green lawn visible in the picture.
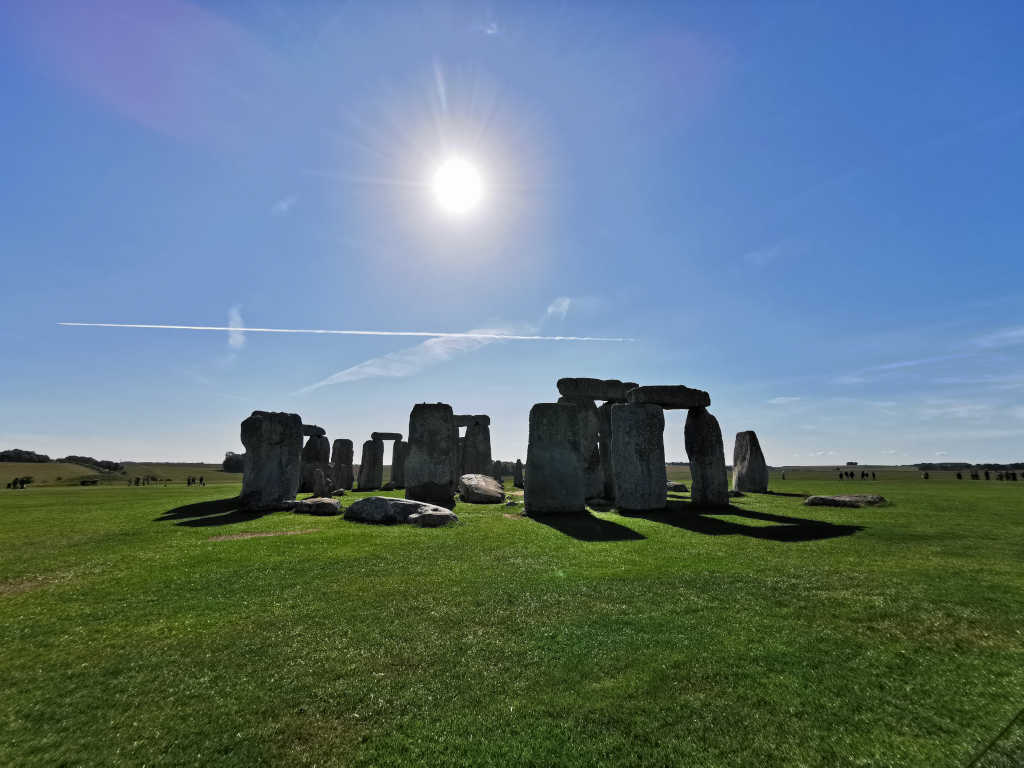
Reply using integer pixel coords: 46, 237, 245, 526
1, 471, 1021, 766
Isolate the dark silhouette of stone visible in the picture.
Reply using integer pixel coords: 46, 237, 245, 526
371, 431, 402, 441
627, 385, 710, 409
391, 440, 408, 489
513, 459, 524, 489
300, 435, 332, 493
462, 419, 492, 475
357, 439, 384, 490
458, 473, 504, 503
733, 430, 769, 493
454, 414, 490, 427
331, 439, 354, 490
525, 403, 585, 514
302, 424, 326, 437
240, 410, 303, 510
406, 403, 459, 507
556, 378, 638, 402
610, 403, 666, 511
684, 407, 728, 508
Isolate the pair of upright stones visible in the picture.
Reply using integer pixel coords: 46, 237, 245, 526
525, 381, 731, 514
454, 414, 492, 476
357, 432, 407, 490
300, 424, 361, 495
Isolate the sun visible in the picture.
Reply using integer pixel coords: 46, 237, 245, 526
431, 156, 484, 215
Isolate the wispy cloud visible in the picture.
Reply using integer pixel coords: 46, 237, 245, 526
546, 296, 571, 320
767, 396, 801, 405
973, 326, 1024, 349
271, 195, 297, 216
297, 328, 505, 394
227, 306, 245, 349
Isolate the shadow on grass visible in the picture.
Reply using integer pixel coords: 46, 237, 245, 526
155, 497, 276, 528
620, 501, 862, 543
529, 512, 645, 542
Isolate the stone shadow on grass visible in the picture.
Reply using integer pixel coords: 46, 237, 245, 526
156, 497, 277, 528
620, 501, 862, 543
529, 512, 645, 542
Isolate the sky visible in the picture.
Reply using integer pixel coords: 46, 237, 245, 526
2, 0, 1023, 466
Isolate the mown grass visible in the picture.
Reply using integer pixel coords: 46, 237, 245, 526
0, 471, 1021, 766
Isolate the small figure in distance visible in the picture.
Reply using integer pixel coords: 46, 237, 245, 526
871, 471, 876, 480
199, 476, 205, 487
956, 472, 962, 479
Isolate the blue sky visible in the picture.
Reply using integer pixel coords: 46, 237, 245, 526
2, 1, 1023, 465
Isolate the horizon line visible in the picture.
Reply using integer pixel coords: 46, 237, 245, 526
57, 322, 635, 343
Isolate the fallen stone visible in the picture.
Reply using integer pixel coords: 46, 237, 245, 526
667, 482, 688, 492
240, 410, 303, 510
525, 402, 585, 514
557, 378, 638, 402
345, 495, 457, 524
292, 497, 341, 515
804, 494, 886, 508
302, 424, 326, 437
371, 431, 402, 441
627, 385, 710, 409
729, 490, 744, 498
381, 480, 397, 491
610, 403, 667, 511
733, 430, 769, 493
407, 509, 459, 527
684, 407, 729, 508
458, 473, 504, 504
405, 403, 459, 507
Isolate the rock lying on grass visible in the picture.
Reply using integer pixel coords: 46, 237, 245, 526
344, 496, 458, 526
803, 494, 887, 508
292, 497, 342, 516
458, 473, 504, 504
666, 482, 688, 492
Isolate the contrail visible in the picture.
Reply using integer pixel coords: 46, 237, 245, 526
57, 322, 634, 342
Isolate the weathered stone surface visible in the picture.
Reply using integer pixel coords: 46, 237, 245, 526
597, 401, 616, 500
391, 441, 408, 489
371, 431, 402, 441
667, 482, 688, 492
462, 421, 492, 475
331, 439, 354, 490
240, 410, 303, 510
405, 403, 459, 507
300, 435, 331, 493
557, 378, 638, 402
458, 473, 504, 504
733, 430, 769, 493
408, 509, 459, 527
627, 385, 710, 410
610, 404, 666, 511
491, 460, 504, 484
292, 496, 341, 515
454, 414, 490, 428
684, 407, 729, 508
302, 424, 326, 437
513, 459, 524, 489
525, 403, 585, 514
345, 495, 456, 524
804, 494, 886, 508
559, 396, 603, 500
357, 439, 384, 490
310, 467, 331, 498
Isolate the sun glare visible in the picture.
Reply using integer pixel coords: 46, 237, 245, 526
432, 156, 484, 215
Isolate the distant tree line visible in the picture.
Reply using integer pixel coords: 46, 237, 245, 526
0, 449, 123, 472
0, 449, 50, 462
222, 452, 245, 473
916, 462, 1024, 471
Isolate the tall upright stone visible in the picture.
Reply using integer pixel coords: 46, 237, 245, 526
684, 407, 729, 508
240, 411, 303, 510
513, 459, 524, 489
462, 419, 492, 475
491, 460, 504, 484
391, 440, 409, 489
357, 439, 384, 490
300, 434, 332, 493
597, 401, 616, 500
733, 430, 769, 493
559, 396, 603, 500
525, 403, 585, 514
610, 403, 666, 511
405, 403, 459, 507
331, 438, 354, 491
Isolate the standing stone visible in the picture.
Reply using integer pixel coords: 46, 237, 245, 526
311, 466, 331, 498
331, 439, 354, 490
240, 411, 303, 510
456, 437, 466, 476
559, 396, 603, 500
610, 403, 666, 511
462, 419, 492, 475
733, 430, 769, 493
300, 435, 332, 493
357, 439, 384, 490
597, 401, 616, 500
405, 403, 459, 507
513, 459, 524, 489
391, 440, 409, 489
684, 407, 729, 508
524, 403, 585, 514
491, 460, 504, 485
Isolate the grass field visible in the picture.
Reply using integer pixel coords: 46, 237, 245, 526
0, 461, 239, 488
1, 470, 1021, 766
